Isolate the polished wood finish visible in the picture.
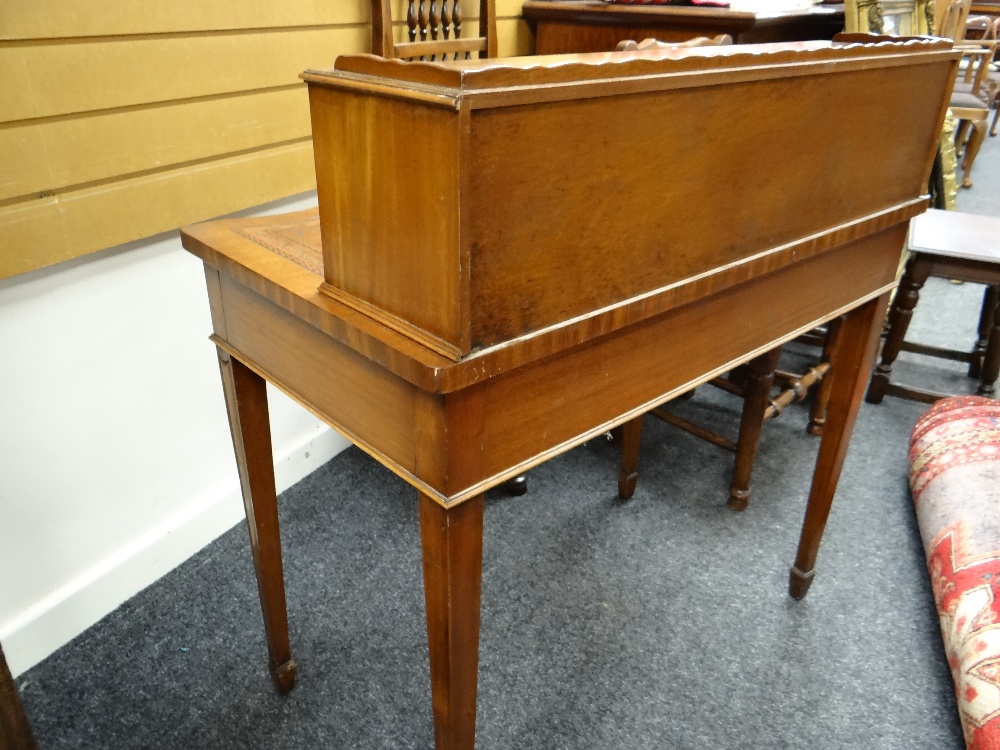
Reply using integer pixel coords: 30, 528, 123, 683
184, 41, 958, 749
372, 0, 497, 60
0, 642, 38, 750
791, 294, 890, 599
305, 41, 955, 360
806, 316, 845, 435
523, 0, 846, 52
728, 348, 783, 511
622, 313, 840, 508
867, 208, 1000, 403
420, 493, 484, 750
217, 347, 296, 693
617, 415, 644, 499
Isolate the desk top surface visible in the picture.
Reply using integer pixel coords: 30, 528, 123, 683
909, 209, 1000, 264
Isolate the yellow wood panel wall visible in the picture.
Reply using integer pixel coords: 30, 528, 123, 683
0, 1, 532, 279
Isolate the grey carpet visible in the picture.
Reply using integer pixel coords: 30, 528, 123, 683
16, 140, 1000, 748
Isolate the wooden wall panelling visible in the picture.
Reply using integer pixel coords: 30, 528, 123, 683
0, 87, 311, 202
0, 0, 515, 40
0, 142, 315, 279
0, 0, 366, 39
0, 28, 369, 123
0, 0, 528, 279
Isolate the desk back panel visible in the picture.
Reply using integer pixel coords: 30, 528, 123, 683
304, 41, 957, 360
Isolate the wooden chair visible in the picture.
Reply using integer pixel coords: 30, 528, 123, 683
617, 323, 843, 511
613, 33, 842, 511
370, 0, 497, 61
934, 0, 994, 187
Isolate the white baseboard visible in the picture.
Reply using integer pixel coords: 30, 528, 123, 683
1, 425, 348, 678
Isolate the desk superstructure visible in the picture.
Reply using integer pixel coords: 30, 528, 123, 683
182, 40, 958, 750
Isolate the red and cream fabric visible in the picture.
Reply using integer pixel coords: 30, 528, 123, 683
909, 395, 1000, 750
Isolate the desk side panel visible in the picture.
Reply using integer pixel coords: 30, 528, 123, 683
309, 85, 466, 358
467, 61, 949, 348
216, 274, 420, 478
453, 226, 905, 495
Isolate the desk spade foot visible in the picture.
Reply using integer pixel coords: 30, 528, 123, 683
617, 416, 643, 501
270, 659, 297, 694
727, 489, 749, 512
789, 566, 815, 600
618, 470, 638, 500
503, 475, 529, 496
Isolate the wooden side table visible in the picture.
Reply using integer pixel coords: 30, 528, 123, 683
522, 0, 846, 53
866, 208, 1000, 405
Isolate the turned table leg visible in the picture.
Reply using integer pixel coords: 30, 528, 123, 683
969, 285, 998, 379
807, 316, 844, 436
617, 416, 644, 500
420, 493, 484, 750
978, 286, 1000, 397
866, 256, 929, 404
790, 294, 889, 600
728, 348, 782, 511
218, 349, 296, 694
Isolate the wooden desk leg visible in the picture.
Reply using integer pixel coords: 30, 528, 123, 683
217, 349, 296, 694
420, 493, 484, 750
729, 347, 782, 511
1, 642, 38, 750
978, 287, 1000, 397
790, 294, 889, 600
618, 416, 644, 500
865, 257, 929, 404
969, 285, 998, 379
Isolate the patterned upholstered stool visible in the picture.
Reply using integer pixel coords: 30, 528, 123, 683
909, 395, 1000, 749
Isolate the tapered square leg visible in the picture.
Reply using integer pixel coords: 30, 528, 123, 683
617, 416, 643, 500
218, 349, 295, 693
420, 493, 484, 750
791, 294, 889, 599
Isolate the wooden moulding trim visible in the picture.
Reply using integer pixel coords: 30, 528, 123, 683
393, 37, 488, 59
458, 198, 926, 377
185, 198, 922, 396
211, 335, 455, 510
215, 283, 897, 509
460, 50, 960, 110
299, 70, 462, 110
316, 40, 957, 110
318, 281, 464, 361
434, 281, 899, 507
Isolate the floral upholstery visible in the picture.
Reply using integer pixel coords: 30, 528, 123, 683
909, 395, 1000, 749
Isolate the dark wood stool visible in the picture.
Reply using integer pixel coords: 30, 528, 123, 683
866, 208, 1000, 405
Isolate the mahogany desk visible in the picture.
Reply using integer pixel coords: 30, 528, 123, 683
523, 0, 846, 53
182, 41, 957, 750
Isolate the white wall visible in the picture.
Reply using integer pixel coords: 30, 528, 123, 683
0, 191, 348, 677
